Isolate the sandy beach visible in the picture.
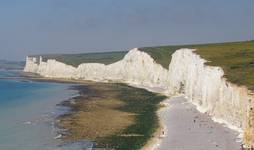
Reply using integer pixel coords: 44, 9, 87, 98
153, 96, 242, 150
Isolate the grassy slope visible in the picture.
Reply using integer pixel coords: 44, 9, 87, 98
194, 41, 254, 90
140, 40, 254, 90
139, 46, 184, 69
34, 51, 127, 67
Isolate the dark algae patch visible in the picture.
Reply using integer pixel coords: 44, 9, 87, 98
57, 82, 166, 150
100, 84, 166, 150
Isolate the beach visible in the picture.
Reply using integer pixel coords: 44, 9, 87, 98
153, 96, 242, 150
17, 74, 243, 150
130, 84, 242, 150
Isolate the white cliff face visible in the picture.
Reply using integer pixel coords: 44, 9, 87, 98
24, 48, 168, 87
24, 57, 39, 73
75, 63, 107, 81
108, 49, 169, 87
24, 48, 254, 146
75, 48, 169, 88
37, 59, 76, 79
24, 48, 169, 88
24, 56, 76, 78
168, 49, 252, 132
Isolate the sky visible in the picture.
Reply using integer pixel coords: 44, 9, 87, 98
0, 0, 254, 60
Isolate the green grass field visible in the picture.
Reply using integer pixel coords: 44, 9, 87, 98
140, 40, 254, 90
139, 45, 184, 69
33, 51, 127, 67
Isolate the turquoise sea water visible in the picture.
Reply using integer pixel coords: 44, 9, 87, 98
0, 70, 76, 150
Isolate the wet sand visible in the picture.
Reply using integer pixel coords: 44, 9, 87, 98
155, 96, 241, 150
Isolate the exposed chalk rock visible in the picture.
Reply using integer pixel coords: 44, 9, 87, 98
168, 49, 252, 131
24, 57, 39, 73
24, 48, 169, 88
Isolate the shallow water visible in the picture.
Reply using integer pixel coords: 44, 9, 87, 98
0, 70, 76, 150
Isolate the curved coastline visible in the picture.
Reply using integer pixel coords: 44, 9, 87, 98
23, 47, 253, 149
27, 76, 166, 150
8, 73, 242, 150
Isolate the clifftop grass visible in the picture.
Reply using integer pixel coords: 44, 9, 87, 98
140, 40, 254, 90
194, 40, 254, 91
33, 51, 127, 67
139, 46, 183, 69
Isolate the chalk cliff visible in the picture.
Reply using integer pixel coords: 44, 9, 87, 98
24, 48, 254, 147
25, 48, 169, 88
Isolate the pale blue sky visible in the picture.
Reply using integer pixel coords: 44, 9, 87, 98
0, 0, 254, 60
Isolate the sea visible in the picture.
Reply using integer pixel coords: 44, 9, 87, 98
0, 69, 77, 150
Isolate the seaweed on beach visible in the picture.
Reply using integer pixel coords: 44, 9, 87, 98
90, 83, 166, 150
57, 82, 166, 150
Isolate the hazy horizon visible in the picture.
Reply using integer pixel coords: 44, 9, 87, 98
1, 0, 254, 61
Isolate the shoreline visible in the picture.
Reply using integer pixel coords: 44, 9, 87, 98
23, 75, 165, 150
126, 83, 242, 150
126, 84, 169, 150
22, 74, 242, 150
140, 103, 167, 150
0, 71, 79, 150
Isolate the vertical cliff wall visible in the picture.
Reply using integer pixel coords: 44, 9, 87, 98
24, 57, 39, 73
24, 48, 254, 147
168, 49, 252, 130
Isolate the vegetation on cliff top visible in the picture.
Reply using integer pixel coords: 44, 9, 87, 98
194, 40, 254, 90
139, 45, 183, 69
35, 51, 127, 67
140, 40, 254, 90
